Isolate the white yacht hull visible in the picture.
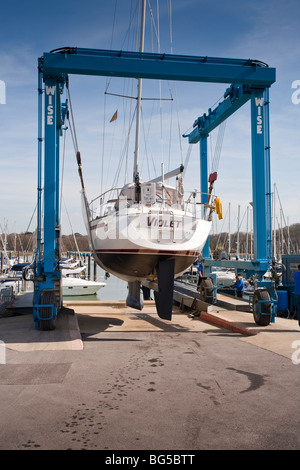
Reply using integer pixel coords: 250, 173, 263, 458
88, 206, 211, 283
81, 164, 215, 319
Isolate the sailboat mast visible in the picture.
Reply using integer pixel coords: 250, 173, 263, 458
133, 0, 146, 182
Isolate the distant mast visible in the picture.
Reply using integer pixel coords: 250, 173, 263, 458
133, 0, 146, 183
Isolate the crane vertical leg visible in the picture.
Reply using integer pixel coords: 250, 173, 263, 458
55, 86, 62, 311
33, 78, 61, 329
263, 88, 272, 259
44, 80, 58, 270
200, 134, 209, 261
251, 88, 272, 262
251, 88, 275, 323
36, 59, 43, 278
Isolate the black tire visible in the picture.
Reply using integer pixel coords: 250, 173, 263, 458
199, 278, 214, 303
39, 290, 56, 330
252, 289, 272, 326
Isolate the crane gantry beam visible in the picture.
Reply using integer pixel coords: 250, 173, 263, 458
42, 47, 275, 86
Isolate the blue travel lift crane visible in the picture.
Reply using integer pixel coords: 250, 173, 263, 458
185, 83, 277, 326
34, 47, 276, 330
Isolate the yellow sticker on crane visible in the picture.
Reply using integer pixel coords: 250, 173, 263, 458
215, 197, 223, 220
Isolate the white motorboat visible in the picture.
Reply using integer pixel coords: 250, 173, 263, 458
213, 268, 236, 287
60, 258, 82, 270
60, 261, 105, 296
61, 265, 86, 278
62, 276, 106, 296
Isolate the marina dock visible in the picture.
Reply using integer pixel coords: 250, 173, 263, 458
2, 292, 299, 359
0, 297, 300, 450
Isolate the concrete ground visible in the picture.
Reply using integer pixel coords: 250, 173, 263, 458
0, 299, 300, 450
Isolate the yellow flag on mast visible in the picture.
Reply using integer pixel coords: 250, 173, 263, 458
110, 110, 118, 122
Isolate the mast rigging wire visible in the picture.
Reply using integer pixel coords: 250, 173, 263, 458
66, 83, 85, 193
209, 119, 226, 175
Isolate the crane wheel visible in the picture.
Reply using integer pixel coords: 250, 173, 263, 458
199, 278, 214, 303
252, 289, 272, 326
39, 290, 56, 331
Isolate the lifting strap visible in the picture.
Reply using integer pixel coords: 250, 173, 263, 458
66, 82, 86, 193
205, 171, 218, 220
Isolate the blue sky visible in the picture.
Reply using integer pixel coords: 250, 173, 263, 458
0, 0, 299, 238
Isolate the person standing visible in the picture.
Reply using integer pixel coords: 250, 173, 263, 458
197, 262, 203, 289
232, 275, 245, 298
293, 265, 300, 326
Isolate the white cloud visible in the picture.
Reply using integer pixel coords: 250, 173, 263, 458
0, 45, 37, 87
